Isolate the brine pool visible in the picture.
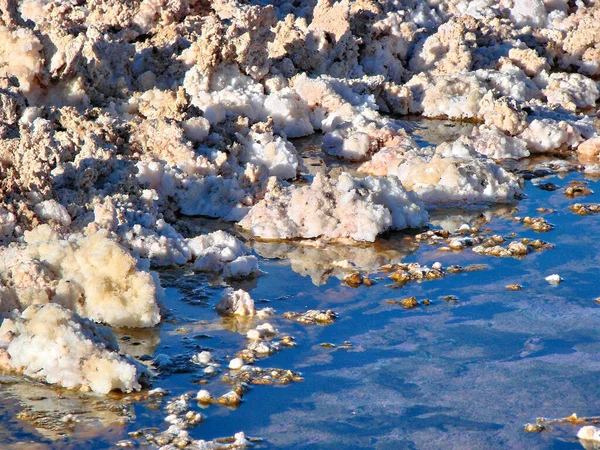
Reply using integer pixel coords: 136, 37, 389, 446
3, 123, 600, 450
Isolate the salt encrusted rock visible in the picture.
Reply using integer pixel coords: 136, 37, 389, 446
543, 73, 600, 111
189, 230, 249, 272
578, 425, 600, 442
469, 126, 530, 160
577, 138, 600, 161
360, 139, 521, 206
222, 255, 261, 279
239, 172, 428, 242
215, 288, 255, 316
519, 118, 583, 153
0, 229, 162, 328
0, 304, 145, 394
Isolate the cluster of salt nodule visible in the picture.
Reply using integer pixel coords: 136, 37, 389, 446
0, 227, 162, 328
188, 230, 261, 279
0, 304, 145, 394
215, 288, 274, 319
359, 138, 521, 207
0, 0, 599, 399
239, 172, 429, 242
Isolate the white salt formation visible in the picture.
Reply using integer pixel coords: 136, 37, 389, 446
239, 173, 429, 242
0, 304, 144, 394
578, 426, 600, 442
0, 229, 162, 328
360, 139, 521, 207
0, 0, 598, 399
215, 289, 256, 317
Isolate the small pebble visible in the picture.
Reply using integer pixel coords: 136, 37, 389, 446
196, 389, 213, 402
148, 387, 169, 397
204, 366, 217, 375
578, 425, 600, 441
229, 358, 244, 370
545, 274, 562, 284
524, 423, 546, 433
195, 351, 212, 365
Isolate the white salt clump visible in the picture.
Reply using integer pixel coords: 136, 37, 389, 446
577, 138, 600, 161
322, 130, 372, 162
228, 358, 244, 370
0, 229, 162, 327
0, 304, 144, 394
408, 70, 539, 122
510, 0, 547, 28
238, 128, 299, 179
0, 27, 43, 97
545, 274, 562, 284
507, 48, 548, 77
204, 366, 217, 375
191, 351, 212, 366
361, 139, 521, 207
148, 387, 169, 397
519, 119, 583, 153
123, 220, 191, 266
469, 126, 530, 160
256, 323, 276, 336
543, 72, 600, 111
577, 426, 600, 442
184, 64, 312, 138
246, 323, 276, 341
408, 20, 473, 75
215, 289, 255, 316
222, 255, 261, 279
176, 174, 250, 221
189, 230, 248, 272
239, 172, 428, 242
0, 209, 16, 237
196, 389, 213, 402
182, 117, 210, 143
263, 88, 314, 138
33, 200, 72, 226
246, 329, 262, 340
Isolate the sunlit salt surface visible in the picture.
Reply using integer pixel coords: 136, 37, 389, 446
3, 121, 600, 450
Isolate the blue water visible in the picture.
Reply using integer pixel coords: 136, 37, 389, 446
4, 152, 600, 449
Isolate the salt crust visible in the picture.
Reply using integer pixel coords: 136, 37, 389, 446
359, 138, 521, 206
0, 229, 161, 328
239, 173, 429, 242
0, 304, 144, 394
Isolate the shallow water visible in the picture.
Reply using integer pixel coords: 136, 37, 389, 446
4, 123, 600, 449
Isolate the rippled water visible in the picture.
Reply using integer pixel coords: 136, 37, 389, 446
3, 121, 600, 449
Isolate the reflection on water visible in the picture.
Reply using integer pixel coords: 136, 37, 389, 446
252, 236, 419, 286
5, 135, 600, 449
0, 377, 134, 447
